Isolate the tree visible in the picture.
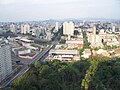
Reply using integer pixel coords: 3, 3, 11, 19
11, 58, 120, 90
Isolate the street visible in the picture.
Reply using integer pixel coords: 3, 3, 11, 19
0, 44, 55, 89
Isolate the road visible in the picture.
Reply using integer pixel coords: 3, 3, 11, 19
0, 36, 59, 89
0, 44, 55, 89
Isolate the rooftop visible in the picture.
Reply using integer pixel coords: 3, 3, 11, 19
84, 49, 91, 54
20, 38, 34, 43
49, 49, 79, 55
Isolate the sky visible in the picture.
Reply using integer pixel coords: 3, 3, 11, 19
0, 0, 120, 22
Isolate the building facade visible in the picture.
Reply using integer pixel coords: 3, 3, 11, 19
55, 22, 59, 32
0, 45, 12, 82
48, 49, 80, 61
10, 24, 17, 33
21, 24, 30, 34
63, 21, 74, 35
66, 40, 83, 49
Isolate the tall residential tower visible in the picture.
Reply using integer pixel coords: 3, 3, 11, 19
10, 24, 17, 33
21, 24, 30, 34
0, 41, 12, 82
63, 21, 74, 35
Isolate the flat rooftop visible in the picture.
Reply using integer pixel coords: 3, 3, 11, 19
20, 38, 34, 43
49, 49, 79, 55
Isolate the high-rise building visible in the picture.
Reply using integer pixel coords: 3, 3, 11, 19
21, 24, 24, 34
45, 30, 53, 41
63, 21, 74, 35
24, 24, 30, 34
0, 41, 12, 82
55, 22, 59, 32
87, 26, 103, 47
112, 26, 116, 32
10, 24, 17, 33
93, 26, 96, 35
63, 21, 68, 35
21, 24, 30, 34
35, 29, 41, 38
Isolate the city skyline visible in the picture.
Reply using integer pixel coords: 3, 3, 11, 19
0, 0, 120, 22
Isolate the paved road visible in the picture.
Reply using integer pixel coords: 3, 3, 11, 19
0, 44, 55, 89
0, 36, 59, 89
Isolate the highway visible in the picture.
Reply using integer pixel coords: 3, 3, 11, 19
0, 44, 55, 89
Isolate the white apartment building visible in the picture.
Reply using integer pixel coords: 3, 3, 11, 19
10, 24, 17, 33
21, 24, 30, 34
87, 26, 104, 47
45, 30, 53, 41
0, 44, 12, 82
63, 21, 74, 35
112, 25, 116, 32
54, 22, 59, 32
21, 24, 24, 34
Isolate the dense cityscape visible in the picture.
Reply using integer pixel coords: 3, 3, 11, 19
0, 19, 120, 89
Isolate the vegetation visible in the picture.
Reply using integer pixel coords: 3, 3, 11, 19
60, 39, 66, 44
81, 60, 99, 90
34, 40, 51, 46
9, 57, 120, 90
10, 60, 90, 90
103, 45, 120, 50
79, 48, 84, 59
82, 31, 91, 49
89, 57, 120, 90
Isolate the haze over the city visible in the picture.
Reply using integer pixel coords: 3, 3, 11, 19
0, 0, 120, 22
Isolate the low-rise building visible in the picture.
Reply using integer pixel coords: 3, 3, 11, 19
66, 40, 83, 49
20, 38, 34, 46
12, 47, 31, 55
12, 46, 38, 59
19, 53, 36, 59
96, 49, 110, 57
114, 48, 120, 57
48, 49, 80, 62
82, 49, 91, 59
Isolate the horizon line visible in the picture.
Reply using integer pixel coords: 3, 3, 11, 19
1, 18, 120, 23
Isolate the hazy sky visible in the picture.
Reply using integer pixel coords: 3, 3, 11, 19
0, 0, 120, 22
